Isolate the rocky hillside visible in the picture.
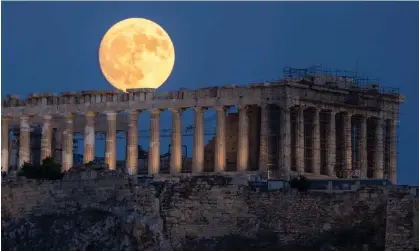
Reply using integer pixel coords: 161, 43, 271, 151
1, 169, 417, 251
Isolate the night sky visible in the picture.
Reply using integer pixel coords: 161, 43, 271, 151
2, 2, 418, 185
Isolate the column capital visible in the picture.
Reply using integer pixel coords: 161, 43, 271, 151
43, 115, 52, 120
215, 106, 226, 112
312, 107, 322, 113
149, 108, 161, 115
20, 115, 30, 120
2, 116, 12, 121
297, 103, 307, 110
328, 109, 338, 116
126, 109, 139, 115
63, 113, 73, 120
106, 111, 117, 120
168, 108, 184, 113
237, 104, 248, 111
192, 106, 206, 112
258, 103, 269, 109
85, 111, 96, 118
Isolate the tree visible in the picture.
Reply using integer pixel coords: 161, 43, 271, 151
18, 157, 64, 180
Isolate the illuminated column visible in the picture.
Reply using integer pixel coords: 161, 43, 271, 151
258, 104, 269, 174
214, 106, 226, 172
343, 112, 352, 176
192, 107, 205, 173
83, 112, 95, 164
105, 111, 117, 170
374, 118, 384, 179
41, 115, 53, 161
358, 116, 368, 178
62, 114, 73, 171
170, 108, 182, 174
327, 111, 336, 177
388, 119, 397, 183
148, 109, 160, 175
19, 115, 30, 167
126, 110, 139, 175
296, 106, 305, 174
280, 106, 291, 178
2, 117, 9, 171
237, 105, 249, 172
312, 108, 321, 175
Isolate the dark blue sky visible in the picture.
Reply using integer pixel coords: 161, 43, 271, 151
2, 2, 418, 185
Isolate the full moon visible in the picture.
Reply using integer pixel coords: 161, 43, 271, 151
98, 18, 175, 92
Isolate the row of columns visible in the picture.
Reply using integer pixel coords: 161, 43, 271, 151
1, 104, 397, 182
272, 106, 397, 182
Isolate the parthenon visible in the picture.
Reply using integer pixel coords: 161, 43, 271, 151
1, 67, 404, 183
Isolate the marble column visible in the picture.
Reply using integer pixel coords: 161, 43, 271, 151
374, 118, 384, 179
237, 105, 249, 172
343, 112, 352, 176
358, 116, 368, 178
41, 115, 53, 162
258, 104, 269, 174
296, 106, 305, 174
62, 114, 73, 171
105, 112, 117, 170
126, 110, 139, 175
2, 117, 9, 171
312, 108, 321, 175
327, 111, 336, 177
170, 108, 182, 174
388, 119, 397, 184
280, 106, 291, 179
84, 112, 96, 164
19, 116, 30, 167
192, 107, 205, 173
148, 109, 160, 175
215, 106, 226, 172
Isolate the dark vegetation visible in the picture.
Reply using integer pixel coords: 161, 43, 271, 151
290, 175, 311, 192
18, 157, 64, 180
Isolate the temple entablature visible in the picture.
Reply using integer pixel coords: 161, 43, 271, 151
1, 82, 404, 120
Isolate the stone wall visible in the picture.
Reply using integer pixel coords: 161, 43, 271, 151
1, 173, 418, 251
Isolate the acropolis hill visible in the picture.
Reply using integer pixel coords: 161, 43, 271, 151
1, 168, 419, 250
1, 67, 404, 183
